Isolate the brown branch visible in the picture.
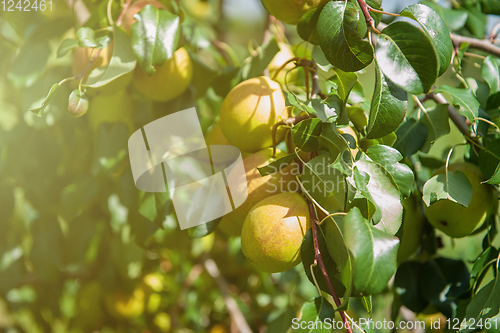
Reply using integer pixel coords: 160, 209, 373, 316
357, 0, 380, 33
450, 33, 500, 58
426, 92, 476, 139
202, 254, 253, 333
308, 200, 353, 333
116, 0, 133, 26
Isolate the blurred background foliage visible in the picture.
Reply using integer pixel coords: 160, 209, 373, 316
0, 0, 499, 332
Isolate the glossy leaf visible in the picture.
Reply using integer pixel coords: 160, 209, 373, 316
76, 27, 100, 48
343, 207, 399, 295
294, 297, 335, 333
422, 170, 473, 207
419, 104, 450, 153
376, 21, 438, 95
29, 83, 60, 116
400, 4, 453, 76
333, 69, 358, 102
366, 61, 407, 139
257, 153, 297, 176
292, 119, 323, 152
317, 0, 373, 72
297, 7, 321, 45
349, 154, 404, 235
365, 145, 414, 198
131, 4, 181, 75
436, 85, 480, 121
393, 118, 428, 158
85, 25, 137, 89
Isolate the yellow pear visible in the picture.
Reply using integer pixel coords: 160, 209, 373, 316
218, 148, 299, 236
261, 0, 330, 25
241, 192, 311, 273
105, 288, 145, 320
133, 47, 193, 102
205, 123, 231, 146
397, 194, 425, 264
269, 43, 297, 85
219, 76, 288, 153
87, 90, 135, 133
425, 162, 495, 238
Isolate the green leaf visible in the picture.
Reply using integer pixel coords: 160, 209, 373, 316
7, 42, 51, 89
301, 228, 346, 297
68, 89, 89, 117
29, 83, 60, 116
242, 38, 280, 80
76, 27, 100, 48
84, 25, 137, 89
365, 145, 414, 198
481, 56, 500, 109
376, 21, 438, 95
343, 207, 399, 295
292, 119, 323, 152
57, 38, 78, 58
464, 1, 487, 38
294, 297, 335, 333
318, 122, 351, 158
442, 8, 468, 30
393, 118, 428, 158
188, 219, 221, 239
419, 104, 450, 153
324, 217, 350, 276
400, 4, 453, 77
349, 154, 404, 235
257, 153, 297, 176
478, 139, 500, 184
418, 258, 470, 318
317, 0, 374, 72
267, 306, 296, 333
465, 272, 500, 324
297, 7, 321, 45
484, 164, 500, 185
480, 0, 500, 14
308, 98, 339, 123
422, 170, 473, 207
131, 4, 181, 76
395, 262, 429, 313
436, 85, 480, 121
284, 91, 316, 115
366, 61, 407, 139
301, 156, 346, 214
332, 69, 358, 102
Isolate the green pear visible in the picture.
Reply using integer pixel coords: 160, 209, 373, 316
397, 194, 425, 264
261, 0, 330, 25
425, 162, 495, 238
218, 148, 299, 236
87, 90, 135, 133
133, 47, 193, 102
219, 76, 288, 153
241, 192, 311, 273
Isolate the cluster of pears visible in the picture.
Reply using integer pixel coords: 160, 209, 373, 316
72, 0, 193, 126
207, 75, 311, 273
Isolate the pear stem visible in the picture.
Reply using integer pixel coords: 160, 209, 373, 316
307, 200, 353, 333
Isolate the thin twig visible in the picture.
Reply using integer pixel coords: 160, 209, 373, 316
308, 200, 353, 333
450, 33, 500, 58
116, 0, 132, 26
202, 254, 253, 333
357, 0, 380, 33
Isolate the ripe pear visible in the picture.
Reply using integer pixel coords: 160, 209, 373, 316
241, 192, 311, 273
122, 0, 169, 33
205, 123, 231, 146
218, 148, 299, 236
425, 162, 495, 238
397, 194, 425, 264
105, 288, 145, 320
261, 0, 330, 25
219, 76, 288, 153
72, 45, 112, 83
133, 47, 193, 102
269, 43, 297, 85
87, 90, 135, 133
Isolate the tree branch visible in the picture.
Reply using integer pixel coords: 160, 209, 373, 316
307, 200, 353, 333
202, 254, 253, 333
116, 0, 132, 26
426, 92, 475, 139
450, 33, 500, 58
